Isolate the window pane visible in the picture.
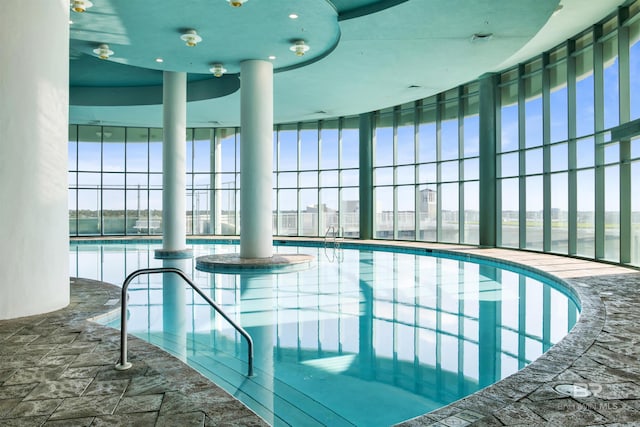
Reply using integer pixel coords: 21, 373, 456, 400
375, 111, 394, 167
549, 62, 568, 143
501, 178, 519, 247
78, 125, 101, 171
300, 189, 318, 236
340, 187, 359, 238
550, 143, 567, 172
126, 128, 148, 172
320, 120, 339, 170
441, 182, 458, 243
419, 163, 437, 183
500, 152, 519, 178
279, 125, 298, 171
78, 188, 101, 235
300, 124, 318, 170
397, 108, 415, 165
524, 73, 543, 148
219, 128, 237, 173
149, 129, 163, 173
441, 160, 458, 182
463, 158, 479, 181
126, 188, 148, 235
374, 167, 393, 186
631, 19, 640, 120
604, 165, 619, 262
526, 176, 543, 250
603, 35, 619, 130
576, 137, 595, 168
375, 186, 393, 239
341, 169, 359, 187
320, 170, 338, 187
550, 172, 568, 253
575, 47, 594, 137
397, 186, 415, 239
576, 169, 594, 257
463, 181, 479, 244
440, 100, 458, 161
299, 171, 318, 188
526, 148, 543, 175
500, 83, 519, 152
419, 103, 437, 162
193, 129, 212, 173
278, 189, 297, 235
320, 188, 338, 232
418, 184, 437, 241
463, 94, 480, 157
341, 117, 359, 169
396, 165, 414, 185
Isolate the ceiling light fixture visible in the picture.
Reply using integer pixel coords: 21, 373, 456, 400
289, 13, 299, 19
290, 40, 310, 57
180, 30, 202, 47
227, 0, 247, 7
93, 44, 114, 60
268, 55, 276, 60
70, 0, 93, 12
155, 58, 164, 63
209, 63, 227, 77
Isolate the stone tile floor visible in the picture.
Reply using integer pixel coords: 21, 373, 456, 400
0, 278, 267, 426
2, 242, 640, 426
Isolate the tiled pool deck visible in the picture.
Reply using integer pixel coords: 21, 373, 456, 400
2, 239, 640, 426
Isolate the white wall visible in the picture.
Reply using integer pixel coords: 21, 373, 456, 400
0, 0, 70, 319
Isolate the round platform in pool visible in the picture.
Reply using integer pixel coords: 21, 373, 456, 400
195, 253, 314, 274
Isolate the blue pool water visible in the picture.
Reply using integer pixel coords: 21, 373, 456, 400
70, 240, 579, 426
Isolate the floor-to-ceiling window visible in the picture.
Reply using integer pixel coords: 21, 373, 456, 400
69, 1, 640, 267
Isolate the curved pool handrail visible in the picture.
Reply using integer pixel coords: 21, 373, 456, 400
114, 267, 254, 377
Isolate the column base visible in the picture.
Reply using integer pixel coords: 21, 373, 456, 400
195, 253, 314, 274
154, 248, 193, 259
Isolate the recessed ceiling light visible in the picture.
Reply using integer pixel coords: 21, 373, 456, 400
155, 58, 164, 63
268, 55, 276, 60
289, 13, 299, 19
471, 33, 493, 42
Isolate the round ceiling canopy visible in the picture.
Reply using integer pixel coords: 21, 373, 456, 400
69, 0, 340, 75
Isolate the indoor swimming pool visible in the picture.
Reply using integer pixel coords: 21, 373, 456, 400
69, 240, 580, 426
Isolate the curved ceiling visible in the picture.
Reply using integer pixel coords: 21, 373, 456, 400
69, 0, 626, 128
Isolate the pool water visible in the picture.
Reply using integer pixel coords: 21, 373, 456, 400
70, 241, 579, 426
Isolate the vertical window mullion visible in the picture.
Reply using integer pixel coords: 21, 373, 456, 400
594, 25, 606, 259
542, 53, 552, 252
518, 65, 526, 249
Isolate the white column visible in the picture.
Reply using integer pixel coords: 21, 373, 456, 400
162, 71, 188, 251
0, 0, 70, 319
240, 60, 273, 258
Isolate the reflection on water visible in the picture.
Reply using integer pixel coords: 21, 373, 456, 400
70, 242, 579, 427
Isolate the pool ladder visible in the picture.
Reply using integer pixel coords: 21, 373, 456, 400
114, 267, 254, 377
324, 225, 344, 262
324, 225, 343, 248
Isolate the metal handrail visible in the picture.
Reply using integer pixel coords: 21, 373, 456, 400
114, 267, 254, 377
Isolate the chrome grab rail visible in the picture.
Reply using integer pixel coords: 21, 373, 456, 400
115, 267, 254, 377
324, 225, 344, 248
